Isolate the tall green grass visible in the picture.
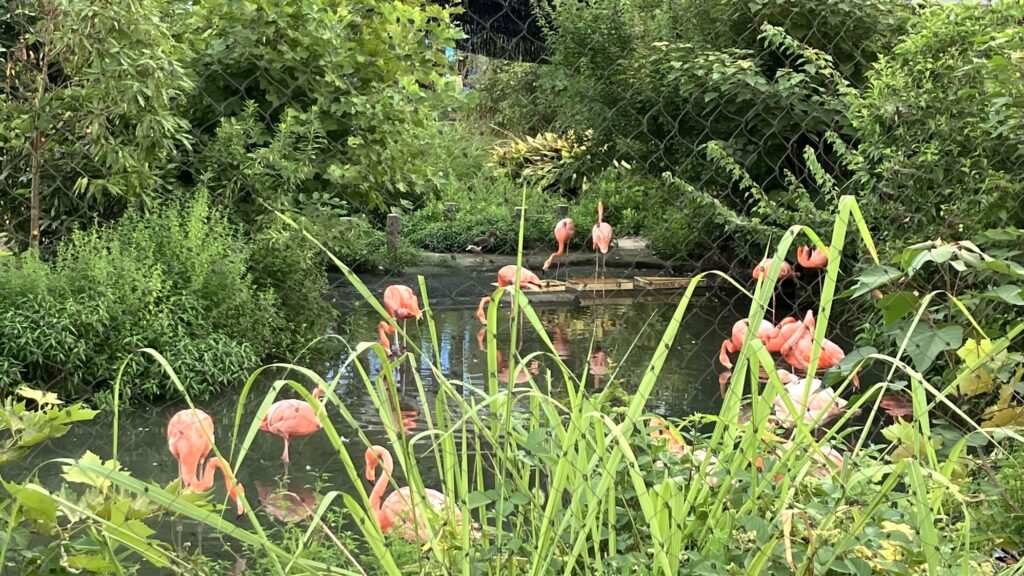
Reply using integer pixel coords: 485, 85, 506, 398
57, 196, 1024, 574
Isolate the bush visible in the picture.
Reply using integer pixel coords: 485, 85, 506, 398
405, 178, 564, 254
0, 193, 333, 403
470, 61, 561, 135
849, 1, 1024, 247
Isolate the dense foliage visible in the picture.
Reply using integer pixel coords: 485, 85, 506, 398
0, 194, 333, 403
848, 1, 1024, 246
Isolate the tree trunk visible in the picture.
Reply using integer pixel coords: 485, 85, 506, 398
29, 130, 42, 251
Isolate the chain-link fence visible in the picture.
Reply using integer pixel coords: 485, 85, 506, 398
2, 0, 1024, 573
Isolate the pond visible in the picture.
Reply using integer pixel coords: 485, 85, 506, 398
22, 265, 836, 564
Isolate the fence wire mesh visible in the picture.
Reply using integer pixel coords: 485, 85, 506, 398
2, 0, 1024, 573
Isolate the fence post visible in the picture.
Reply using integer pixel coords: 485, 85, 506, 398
444, 202, 457, 218
556, 204, 569, 219
386, 213, 401, 253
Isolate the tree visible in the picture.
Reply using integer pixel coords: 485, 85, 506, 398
178, 0, 463, 222
1, 0, 194, 251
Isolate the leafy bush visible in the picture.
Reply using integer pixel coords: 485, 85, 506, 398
180, 0, 463, 216
405, 177, 563, 253
848, 228, 1024, 427
470, 60, 561, 135
848, 1, 1024, 247
0, 193, 333, 403
489, 129, 596, 196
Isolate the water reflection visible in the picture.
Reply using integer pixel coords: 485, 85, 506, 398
255, 480, 319, 523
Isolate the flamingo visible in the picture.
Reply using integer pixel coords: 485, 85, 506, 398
779, 311, 859, 388
475, 296, 491, 326
591, 202, 613, 277
764, 316, 803, 353
773, 369, 848, 428
260, 386, 325, 465
796, 246, 829, 269
718, 318, 775, 369
496, 350, 539, 385
382, 285, 423, 355
167, 409, 214, 489
543, 218, 575, 280
497, 264, 542, 290
752, 258, 798, 322
552, 324, 571, 359
365, 445, 463, 542
167, 409, 245, 516
377, 321, 398, 356
648, 418, 688, 457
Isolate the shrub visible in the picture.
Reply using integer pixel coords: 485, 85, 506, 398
0, 193, 333, 403
405, 178, 563, 254
849, 1, 1024, 247
470, 61, 561, 135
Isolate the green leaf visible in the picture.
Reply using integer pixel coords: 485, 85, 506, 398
62, 451, 120, 490
64, 554, 120, 573
979, 285, 1024, 306
16, 387, 63, 406
507, 491, 531, 506
2, 481, 58, 524
876, 291, 919, 326
845, 265, 902, 298
466, 491, 492, 509
904, 324, 963, 372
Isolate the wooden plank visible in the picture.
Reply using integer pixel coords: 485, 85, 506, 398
489, 279, 567, 293
633, 276, 707, 290
566, 277, 635, 291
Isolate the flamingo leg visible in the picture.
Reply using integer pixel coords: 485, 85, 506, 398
282, 436, 291, 464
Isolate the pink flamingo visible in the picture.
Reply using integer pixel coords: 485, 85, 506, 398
365, 445, 463, 542
779, 311, 859, 388
543, 218, 576, 280
752, 257, 798, 322
167, 409, 245, 516
377, 321, 397, 356
718, 318, 775, 369
648, 418, 688, 457
382, 285, 423, 355
475, 296, 491, 326
260, 386, 325, 464
796, 246, 829, 269
497, 264, 542, 290
591, 202, 613, 277
764, 317, 803, 353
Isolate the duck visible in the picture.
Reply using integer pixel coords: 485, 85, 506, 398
465, 230, 496, 254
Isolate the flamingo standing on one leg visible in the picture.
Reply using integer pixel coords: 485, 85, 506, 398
543, 218, 575, 281
382, 285, 423, 356
167, 409, 245, 516
260, 386, 326, 465
752, 258, 798, 323
365, 445, 463, 542
591, 202, 613, 278
718, 318, 775, 369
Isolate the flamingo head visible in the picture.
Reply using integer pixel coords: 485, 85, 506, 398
364, 449, 379, 482
230, 483, 246, 517
802, 310, 816, 330
775, 369, 799, 384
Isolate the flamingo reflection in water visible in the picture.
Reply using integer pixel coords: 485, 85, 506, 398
254, 480, 319, 523
589, 344, 610, 390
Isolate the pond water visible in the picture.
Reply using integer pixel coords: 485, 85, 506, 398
21, 267, 838, 564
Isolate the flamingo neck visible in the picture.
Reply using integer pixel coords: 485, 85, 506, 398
476, 297, 491, 323
378, 321, 393, 352
597, 202, 604, 225
368, 447, 394, 529
195, 457, 243, 513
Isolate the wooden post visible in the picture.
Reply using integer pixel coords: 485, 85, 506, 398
386, 213, 400, 253
444, 202, 457, 218
556, 204, 569, 219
